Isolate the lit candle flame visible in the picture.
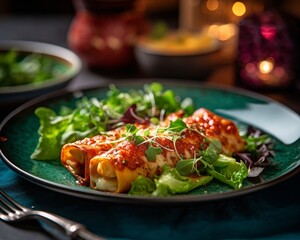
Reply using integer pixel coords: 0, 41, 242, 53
258, 59, 274, 74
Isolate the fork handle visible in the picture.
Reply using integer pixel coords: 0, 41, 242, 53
32, 210, 105, 240
76, 227, 107, 240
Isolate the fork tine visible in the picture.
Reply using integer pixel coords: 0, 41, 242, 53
0, 190, 25, 212
0, 198, 16, 214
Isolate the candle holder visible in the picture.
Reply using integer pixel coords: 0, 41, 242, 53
236, 10, 295, 89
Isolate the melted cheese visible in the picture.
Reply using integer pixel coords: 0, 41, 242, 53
90, 175, 118, 192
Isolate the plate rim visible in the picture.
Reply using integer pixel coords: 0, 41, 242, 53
0, 80, 299, 205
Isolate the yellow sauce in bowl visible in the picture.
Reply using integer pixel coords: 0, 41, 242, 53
137, 31, 220, 56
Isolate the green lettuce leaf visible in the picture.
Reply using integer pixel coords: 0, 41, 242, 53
31, 105, 99, 160
30, 107, 71, 160
153, 166, 213, 196
129, 165, 213, 196
176, 139, 249, 189
128, 176, 156, 195
202, 154, 249, 189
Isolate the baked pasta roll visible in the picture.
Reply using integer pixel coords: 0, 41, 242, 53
61, 127, 124, 185
185, 108, 245, 155
61, 111, 185, 185
89, 108, 245, 193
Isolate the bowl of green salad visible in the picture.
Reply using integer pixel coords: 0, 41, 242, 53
0, 40, 82, 115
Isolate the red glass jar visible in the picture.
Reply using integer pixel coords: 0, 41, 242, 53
68, 0, 148, 69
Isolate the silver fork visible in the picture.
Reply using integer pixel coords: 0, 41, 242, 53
0, 190, 105, 240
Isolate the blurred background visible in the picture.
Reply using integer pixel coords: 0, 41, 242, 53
0, 0, 299, 109
1, 0, 299, 68
0, 0, 299, 17
1, 0, 300, 23
0, 0, 177, 15
1, 0, 299, 56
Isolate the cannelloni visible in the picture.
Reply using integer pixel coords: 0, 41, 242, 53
70, 108, 246, 193
61, 129, 124, 185
61, 110, 186, 185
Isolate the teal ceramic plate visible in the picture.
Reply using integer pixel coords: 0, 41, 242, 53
0, 82, 299, 204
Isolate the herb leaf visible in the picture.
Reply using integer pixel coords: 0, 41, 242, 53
134, 135, 145, 145
168, 119, 187, 132
202, 139, 222, 163
125, 124, 138, 135
175, 159, 195, 176
145, 146, 163, 161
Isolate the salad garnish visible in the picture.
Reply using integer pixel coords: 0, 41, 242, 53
31, 82, 194, 160
0, 49, 64, 87
234, 126, 275, 177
